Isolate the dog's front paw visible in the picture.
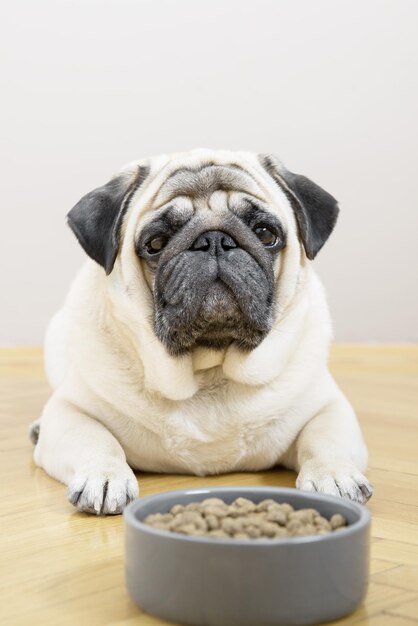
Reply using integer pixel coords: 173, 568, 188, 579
67, 460, 139, 515
296, 461, 373, 504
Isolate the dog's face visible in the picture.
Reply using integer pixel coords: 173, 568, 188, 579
135, 165, 287, 354
67, 150, 338, 356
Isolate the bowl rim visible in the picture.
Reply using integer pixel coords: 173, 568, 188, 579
124, 486, 371, 546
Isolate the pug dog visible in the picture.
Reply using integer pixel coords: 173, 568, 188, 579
31, 149, 373, 514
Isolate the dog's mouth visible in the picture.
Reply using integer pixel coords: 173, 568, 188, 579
197, 280, 240, 321
189, 280, 248, 350
154, 258, 274, 356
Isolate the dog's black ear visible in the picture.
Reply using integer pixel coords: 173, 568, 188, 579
260, 154, 339, 259
67, 165, 149, 274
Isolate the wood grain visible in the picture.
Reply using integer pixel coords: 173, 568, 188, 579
1, 344, 417, 625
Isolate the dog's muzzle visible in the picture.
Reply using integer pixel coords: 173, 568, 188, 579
154, 229, 275, 355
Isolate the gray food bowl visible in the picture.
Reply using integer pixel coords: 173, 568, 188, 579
124, 487, 370, 626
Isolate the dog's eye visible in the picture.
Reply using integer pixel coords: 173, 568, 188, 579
145, 236, 168, 254
253, 225, 277, 247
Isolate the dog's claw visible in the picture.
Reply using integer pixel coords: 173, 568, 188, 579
359, 482, 373, 501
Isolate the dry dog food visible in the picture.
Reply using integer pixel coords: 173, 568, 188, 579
143, 497, 347, 539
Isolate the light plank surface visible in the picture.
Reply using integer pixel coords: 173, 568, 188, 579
1, 345, 418, 625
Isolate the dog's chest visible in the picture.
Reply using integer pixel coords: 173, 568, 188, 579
124, 368, 297, 474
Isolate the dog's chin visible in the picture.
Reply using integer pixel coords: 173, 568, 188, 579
197, 280, 240, 322
193, 281, 245, 350
155, 280, 271, 356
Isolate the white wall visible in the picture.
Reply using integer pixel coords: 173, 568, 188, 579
2, 0, 417, 344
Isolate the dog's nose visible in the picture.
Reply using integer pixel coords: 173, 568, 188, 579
190, 230, 237, 254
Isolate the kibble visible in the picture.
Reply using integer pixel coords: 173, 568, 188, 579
330, 513, 346, 529
265, 509, 287, 525
143, 498, 348, 540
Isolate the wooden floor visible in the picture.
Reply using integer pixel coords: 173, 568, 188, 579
1, 345, 418, 626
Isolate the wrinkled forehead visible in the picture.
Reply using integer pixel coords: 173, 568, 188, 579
153, 163, 266, 208
127, 154, 295, 239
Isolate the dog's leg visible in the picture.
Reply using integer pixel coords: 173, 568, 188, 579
283, 382, 373, 504
33, 393, 138, 514
29, 418, 41, 444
